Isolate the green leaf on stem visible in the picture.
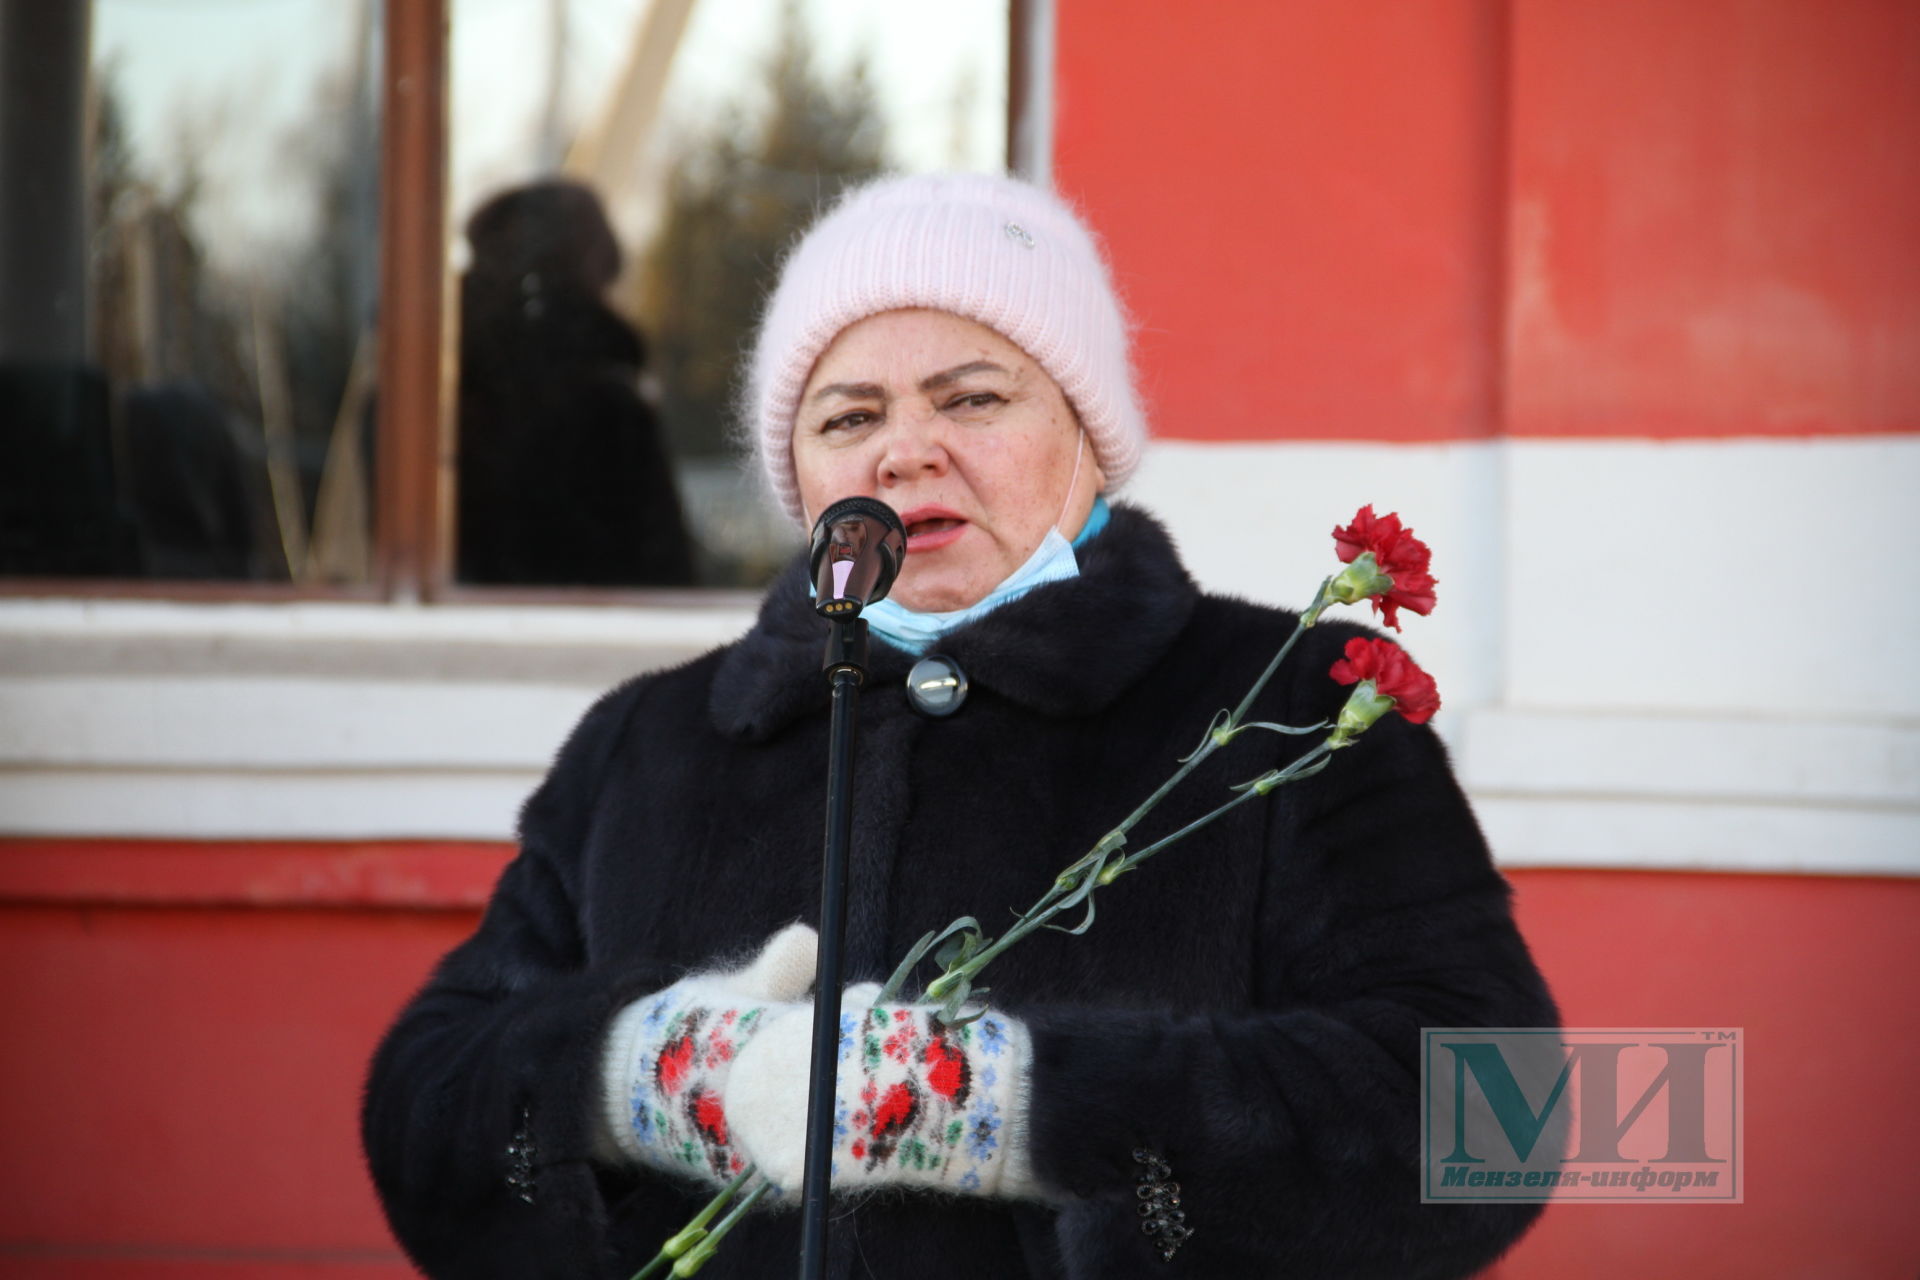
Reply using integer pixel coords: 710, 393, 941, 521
1289, 756, 1334, 783
941, 985, 991, 1028
934, 928, 985, 970
1234, 719, 1329, 737
1044, 890, 1098, 935
892, 917, 985, 1000
1179, 708, 1232, 761
882, 930, 939, 1002
935, 973, 973, 1025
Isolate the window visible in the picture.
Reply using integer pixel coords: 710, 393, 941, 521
2, 0, 382, 588
3, 0, 1026, 598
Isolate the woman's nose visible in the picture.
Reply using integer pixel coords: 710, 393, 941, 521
878, 405, 949, 485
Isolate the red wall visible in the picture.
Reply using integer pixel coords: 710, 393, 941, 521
1054, 0, 1920, 443
1505, 0, 1920, 438
1056, 1, 1506, 443
1, 841, 1915, 1277
1500, 870, 1920, 1277
0, 842, 506, 1279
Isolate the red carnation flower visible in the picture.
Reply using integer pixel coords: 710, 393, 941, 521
1329, 637, 1441, 726
1331, 506, 1437, 631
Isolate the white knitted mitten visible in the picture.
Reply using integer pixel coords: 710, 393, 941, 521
727, 983, 1037, 1199
600, 923, 818, 1187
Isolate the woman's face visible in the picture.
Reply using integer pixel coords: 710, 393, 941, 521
794, 309, 1104, 613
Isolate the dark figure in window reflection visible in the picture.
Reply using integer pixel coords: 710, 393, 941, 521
456, 181, 694, 586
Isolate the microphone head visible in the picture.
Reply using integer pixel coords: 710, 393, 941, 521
810, 496, 907, 618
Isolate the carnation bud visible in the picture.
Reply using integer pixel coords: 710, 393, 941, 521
1327, 680, 1396, 749
1327, 551, 1396, 607
663, 1225, 709, 1259
674, 1240, 719, 1276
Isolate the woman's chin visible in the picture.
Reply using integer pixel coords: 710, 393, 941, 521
888, 577, 987, 614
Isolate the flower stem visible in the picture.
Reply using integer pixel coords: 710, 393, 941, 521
629, 1167, 756, 1280
1229, 584, 1325, 726
1097, 592, 1319, 859
1108, 784, 1265, 873
932, 746, 1336, 998
1111, 741, 1333, 875
946, 889, 1072, 980
671, 1181, 772, 1276
1107, 743, 1216, 844
921, 609, 1335, 1003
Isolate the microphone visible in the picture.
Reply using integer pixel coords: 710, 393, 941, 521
810, 497, 906, 619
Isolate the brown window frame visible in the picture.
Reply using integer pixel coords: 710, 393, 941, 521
376, 0, 451, 605
3, 0, 1042, 606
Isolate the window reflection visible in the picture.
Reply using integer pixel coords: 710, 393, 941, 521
0, 0, 1008, 590
456, 180, 694, 586
0, 0, 380, 582
450, 0, 1007, 589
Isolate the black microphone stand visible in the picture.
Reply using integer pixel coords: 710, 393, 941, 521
796, 496, 903, 1280
797, 616, 868, 1280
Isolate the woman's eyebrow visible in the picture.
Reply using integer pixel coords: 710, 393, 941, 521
809, 380, 886, 403
920, 361, 1010, 391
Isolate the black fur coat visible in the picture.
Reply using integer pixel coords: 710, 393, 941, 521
362, 506, 1554, 1278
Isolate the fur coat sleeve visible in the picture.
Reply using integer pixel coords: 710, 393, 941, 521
360, 683, 654, 1278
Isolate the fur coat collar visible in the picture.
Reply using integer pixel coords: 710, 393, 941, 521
710, 504, 1202, 740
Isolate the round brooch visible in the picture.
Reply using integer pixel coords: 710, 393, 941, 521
905, 654, 969, 718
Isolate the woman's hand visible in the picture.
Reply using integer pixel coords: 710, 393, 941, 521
599, 923, 819, 1185
727, 984, 1040, 1201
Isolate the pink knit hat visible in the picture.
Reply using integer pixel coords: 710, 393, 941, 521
745, 172, 1147, 524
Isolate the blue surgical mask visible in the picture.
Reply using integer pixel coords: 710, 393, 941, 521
865, 523, 1082, 654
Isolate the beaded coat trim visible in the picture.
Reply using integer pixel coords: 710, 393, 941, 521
1134, 1148, 1190, 1260
505, 1103, 537, 1205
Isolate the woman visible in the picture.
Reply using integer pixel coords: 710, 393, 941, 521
363, 173, 1554, 1278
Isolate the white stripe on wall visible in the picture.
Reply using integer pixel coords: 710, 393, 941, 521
1, 435, 1914, 870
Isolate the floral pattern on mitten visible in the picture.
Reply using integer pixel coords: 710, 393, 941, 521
842, 1003, 1027, 1193
727, 987, 1036, 1200
619, 991, 767, 1181
600, 924, 818, 1188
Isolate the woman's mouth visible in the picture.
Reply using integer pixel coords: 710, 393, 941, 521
901, 511, 968, 552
